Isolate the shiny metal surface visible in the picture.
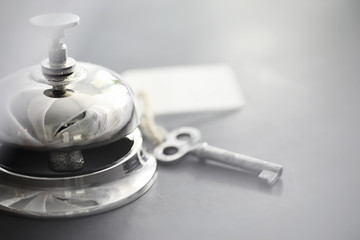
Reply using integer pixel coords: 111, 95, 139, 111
154, 127, 282, 185
0, 128, 157, 218
0, 62, 139, 150
0, 13, 155, 218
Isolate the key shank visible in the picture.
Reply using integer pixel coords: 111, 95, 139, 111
192, 143, 283, 185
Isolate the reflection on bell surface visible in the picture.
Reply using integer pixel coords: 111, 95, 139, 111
0, 13, 157, 218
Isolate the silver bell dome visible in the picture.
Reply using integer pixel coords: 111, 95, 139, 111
0, 63, 139, 150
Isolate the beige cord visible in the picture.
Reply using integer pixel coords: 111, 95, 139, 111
137, 91, 167, 146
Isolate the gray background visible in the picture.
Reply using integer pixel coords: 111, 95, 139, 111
0, 0, 360, 239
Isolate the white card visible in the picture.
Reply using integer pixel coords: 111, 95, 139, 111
122, 64, 246, 118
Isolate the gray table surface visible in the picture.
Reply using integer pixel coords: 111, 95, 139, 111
0, 0, 360, 239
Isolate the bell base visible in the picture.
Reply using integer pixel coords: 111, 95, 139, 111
0, 129, 157, 218
0, 153, 157, 218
